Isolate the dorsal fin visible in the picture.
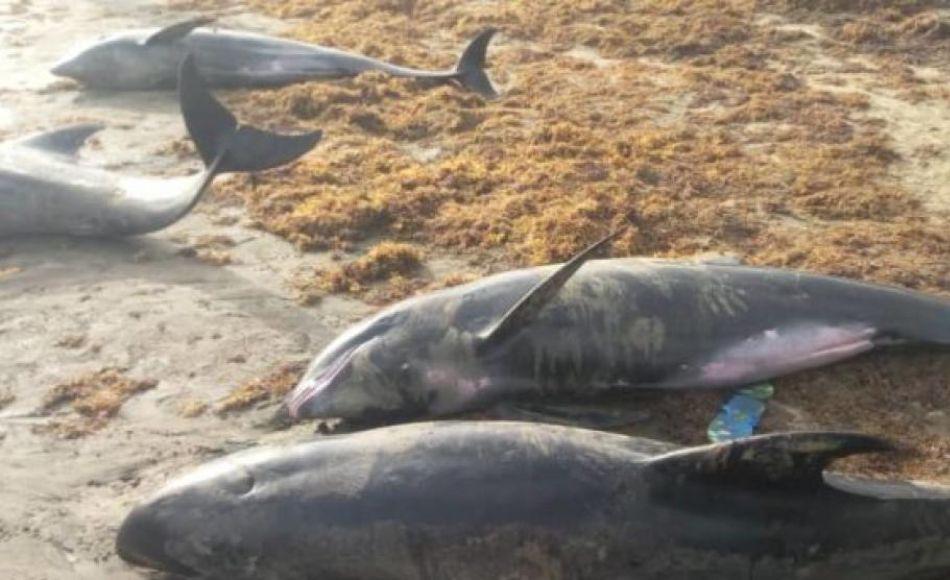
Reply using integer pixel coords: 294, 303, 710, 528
647, 432, 895, 491
143, 17, 214, 46
15, 123, 105, 156
692, 253, 743, 266
476, 229, 624, 354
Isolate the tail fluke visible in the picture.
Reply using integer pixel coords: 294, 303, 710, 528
454, 28, 499, 99
178, 54, 322, 174
153, 55, 322, 231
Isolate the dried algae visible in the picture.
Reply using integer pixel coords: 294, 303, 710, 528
201, 0, 947, 290
217, 361, 306, 414
40, 369, 157, 437
295, 241, 425, 303
174, 0, 949, 482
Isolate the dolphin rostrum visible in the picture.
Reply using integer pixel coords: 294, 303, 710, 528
116, 421, 950, 579
1, 55, 321, 237
51, 17, 499, 98
286, 232, 950, 426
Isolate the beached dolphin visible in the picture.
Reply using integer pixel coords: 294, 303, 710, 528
286, 232, 950, 426
51, 17, 499, 98
0, 55, 320, 237
116, 421, 950, 579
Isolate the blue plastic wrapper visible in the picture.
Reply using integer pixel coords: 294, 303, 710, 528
707, 383, 774, 443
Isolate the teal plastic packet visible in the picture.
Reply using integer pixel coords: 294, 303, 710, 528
707, 383, 774, 443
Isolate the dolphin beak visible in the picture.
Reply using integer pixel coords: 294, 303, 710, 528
286, 343, 362, 420
286, 375, 335, 420
286, 380, 316, 420
50, 58, 77, 79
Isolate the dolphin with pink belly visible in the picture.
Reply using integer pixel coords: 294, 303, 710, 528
287, 232, 950, 426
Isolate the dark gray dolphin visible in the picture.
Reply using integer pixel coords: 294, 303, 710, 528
286, 233, 950, 425
116, 421, 950, 579
51, 17, 499, 98
1, 55, 321, 237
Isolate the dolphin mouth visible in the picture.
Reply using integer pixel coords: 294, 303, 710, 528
286, 343, 362, 419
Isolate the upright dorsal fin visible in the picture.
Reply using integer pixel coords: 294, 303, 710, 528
15, 123, 105, 156
647, 432, 895, 491
143, 17, 214, 46
476, 229, 624, 354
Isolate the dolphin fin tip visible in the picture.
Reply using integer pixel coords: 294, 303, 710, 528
477, 229, 623, 354
16, 123, 106, 156
143, 16, 215, 46
648, 431, 897, 490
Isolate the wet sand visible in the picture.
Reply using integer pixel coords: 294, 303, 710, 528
0, 1, 366, 577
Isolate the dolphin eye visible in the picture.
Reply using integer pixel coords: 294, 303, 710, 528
398, 362, 413, 381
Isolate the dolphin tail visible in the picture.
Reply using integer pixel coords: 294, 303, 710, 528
149, 55, 322, 230
453, 29, 499, 99
179, 54, 322, 175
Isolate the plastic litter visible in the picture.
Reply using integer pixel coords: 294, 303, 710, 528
707, 383, 774, 442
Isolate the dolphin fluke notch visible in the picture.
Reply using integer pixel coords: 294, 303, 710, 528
477, 229, 625, 354
165, 54, 321, 227
647, 431, 896, 491
454, 28, 499, 99
178, 54, 322, 174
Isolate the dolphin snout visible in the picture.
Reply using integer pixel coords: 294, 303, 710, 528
286, 344, 361, 419
50, 58, 79, 79
116, 505, 196, 576
286, 379, 317, 420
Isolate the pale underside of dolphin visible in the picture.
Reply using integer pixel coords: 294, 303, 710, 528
115, 422, 950, 579
287, 232, 950, 426
0, 55, 321, 238
52, 17, 499, 98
